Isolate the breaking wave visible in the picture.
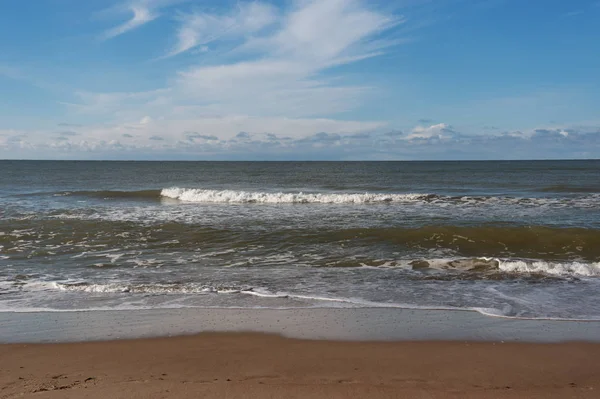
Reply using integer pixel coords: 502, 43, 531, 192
410, 258, 600, 277
161, 187, 599, 207
160, 187, 428, 204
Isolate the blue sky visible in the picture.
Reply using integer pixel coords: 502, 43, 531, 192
0, 0, 599, 160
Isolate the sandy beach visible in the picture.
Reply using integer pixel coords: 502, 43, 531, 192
1, 332, 599, 399
2, 308, 600, 397
3, 0, 600, 393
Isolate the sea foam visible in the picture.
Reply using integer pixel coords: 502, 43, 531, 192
408, 258, 600, 277
498, 260, 600, 277
160, 187, 600, 207
160, 187, 426, 204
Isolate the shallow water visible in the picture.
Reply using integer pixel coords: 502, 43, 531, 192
1, 160, 599, 319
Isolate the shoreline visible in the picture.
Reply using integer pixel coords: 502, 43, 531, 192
2, 332, 599, 398
4, 304, 598, 322
2, 307, 600, 344
3, 303, 600, 397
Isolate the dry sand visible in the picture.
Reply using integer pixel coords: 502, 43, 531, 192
1, 333, 599, 399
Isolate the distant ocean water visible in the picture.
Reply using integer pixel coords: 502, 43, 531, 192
1, 160, 599, 320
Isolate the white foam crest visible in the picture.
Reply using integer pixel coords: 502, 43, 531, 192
160, 187, 600, 207
399, 257, 600, 277
52, 282, 257, 295
161, 187, 427, 204
499, 260, 600, 277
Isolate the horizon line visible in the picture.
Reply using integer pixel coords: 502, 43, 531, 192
1, 158, 599, 162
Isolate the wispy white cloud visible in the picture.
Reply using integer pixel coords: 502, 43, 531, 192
78, 0, 407, 121
103, 4, 157, 39
265, 0, 400, 64
54, 0, 421, 158
564, 0, 600, 17
102, 0, 185, 40
169, 0, 403, 117
166, 2, 278, 57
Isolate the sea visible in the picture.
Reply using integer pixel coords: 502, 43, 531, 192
1, 160, 599, 320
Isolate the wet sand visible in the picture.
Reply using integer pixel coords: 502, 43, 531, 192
1, 332, 599, 399
2, 308, 600, 343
